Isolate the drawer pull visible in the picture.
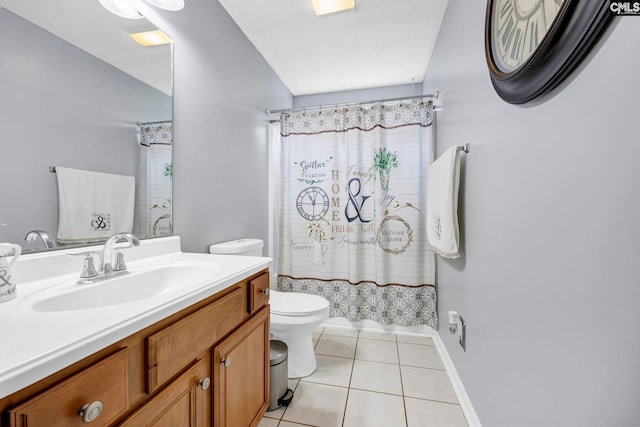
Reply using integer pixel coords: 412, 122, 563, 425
198, 377, 211, 390
221, 357, 232, 368
260, 288, 270, 295
78, 400, 103, 423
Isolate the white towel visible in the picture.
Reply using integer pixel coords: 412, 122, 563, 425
56, 167, 135, 243
426, 146, 461, 259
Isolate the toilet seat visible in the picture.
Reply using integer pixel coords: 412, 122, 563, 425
270, 290, 329, 316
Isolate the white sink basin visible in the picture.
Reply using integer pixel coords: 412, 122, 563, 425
31, 263, 217, 312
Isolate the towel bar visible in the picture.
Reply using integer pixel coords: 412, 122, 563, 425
456, 144, 470, 153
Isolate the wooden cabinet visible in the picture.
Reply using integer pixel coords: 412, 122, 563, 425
0, 269, 270, 427
6, 349, 129, 427
248, 273, 270, 314
119, 359, 210, 427
146, 286, 245, 393
213, 306, 270, 427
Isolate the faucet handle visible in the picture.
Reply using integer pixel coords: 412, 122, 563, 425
68, 251, 101, 279
113, 250, 127, 272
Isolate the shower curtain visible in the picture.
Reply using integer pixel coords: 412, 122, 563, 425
134, 123, 173, 238
277, 102, 437, 328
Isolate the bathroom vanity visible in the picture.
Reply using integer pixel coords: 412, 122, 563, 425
0, 237, 271, 426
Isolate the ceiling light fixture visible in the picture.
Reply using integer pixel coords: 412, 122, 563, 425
311, 0, 355, 16
130, 29, 172, 46
98, 0, 184, 20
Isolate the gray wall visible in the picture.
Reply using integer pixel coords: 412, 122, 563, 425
293, 83, 418, 109
0, 9, 171, 247
424, 2, 639, 426
138, 0, 292, 253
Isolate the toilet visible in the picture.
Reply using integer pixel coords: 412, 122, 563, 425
209, 239, 330, 378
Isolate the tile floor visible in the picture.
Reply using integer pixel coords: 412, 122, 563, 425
260, 326, 468, 427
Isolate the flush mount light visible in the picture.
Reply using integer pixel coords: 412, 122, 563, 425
311, 0, 355, 16
130, 29, 172, 46
145, 0, 185, 12
98, 0, 143, 19
99, 0, 184, 20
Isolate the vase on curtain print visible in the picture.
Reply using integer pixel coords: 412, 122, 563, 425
312, 241, 328, 266
374, 147, 399, 191
308, 219, 328, 266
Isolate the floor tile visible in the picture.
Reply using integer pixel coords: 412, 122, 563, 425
281, 382, 348, 427
405, 397, 468, 427
322, 325, 359, 338
265, 379, 299, 419
302, 354, 353, 387
312, 326, 325, 334
342, 389, 406, 427
358, 330, 396, 342
312, 333, 320, 348
315, 335, 357, 359
257, 417, 279, 427
401, 365, 458, 404
279, 422, 317, 427
398, 342, 445, 369
355, 338, 399, 364
350, 359, 402, 395
396, 334, 435, 346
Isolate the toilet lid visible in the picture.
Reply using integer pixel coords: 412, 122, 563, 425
271, 291, 330, 316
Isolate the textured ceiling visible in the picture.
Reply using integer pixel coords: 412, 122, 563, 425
0, 0, 172, 95
217, 0, 449, 96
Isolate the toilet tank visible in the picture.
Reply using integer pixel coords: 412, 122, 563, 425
209, 239, 264, 256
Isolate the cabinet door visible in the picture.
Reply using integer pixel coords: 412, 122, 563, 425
248, 272, 269, 314
213, 306, 269, 427
120, 359, 210, 427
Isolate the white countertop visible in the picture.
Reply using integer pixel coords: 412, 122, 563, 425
0, 236, 272, 398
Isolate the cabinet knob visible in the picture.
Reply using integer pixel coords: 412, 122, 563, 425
198, 377, 211, 390
78, 400, 103, 423
221, 357, 232, 368
260, 288, 270, 295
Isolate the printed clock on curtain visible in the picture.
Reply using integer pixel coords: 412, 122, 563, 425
296, 187, 329, 221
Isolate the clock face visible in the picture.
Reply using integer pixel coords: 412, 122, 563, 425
296, 187, 330, 221
485, 0, 611, 104
491, 0, 565, 72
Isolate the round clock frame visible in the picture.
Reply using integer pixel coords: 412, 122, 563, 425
485, 0, 613, 104
296, 186, 330, 221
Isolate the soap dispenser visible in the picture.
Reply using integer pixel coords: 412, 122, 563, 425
0, 243, 22, 303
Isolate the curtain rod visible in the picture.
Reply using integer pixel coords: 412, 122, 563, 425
137, 119, 172, 126
265, 91, 439, 116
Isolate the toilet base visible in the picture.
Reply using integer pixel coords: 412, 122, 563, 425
271, 332, 317, 378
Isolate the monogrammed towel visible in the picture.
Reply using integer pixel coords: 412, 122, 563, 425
426, 146, 461, 259
56, 167, 135, 243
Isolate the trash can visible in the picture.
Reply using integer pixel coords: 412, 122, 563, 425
268, 340, 294, 411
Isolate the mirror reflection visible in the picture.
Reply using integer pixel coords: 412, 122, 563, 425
0, 0, 173, 253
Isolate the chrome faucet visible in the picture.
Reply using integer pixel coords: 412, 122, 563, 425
70, 233, 140, 284
25, 230, 56, 249
101, 233, 140, 276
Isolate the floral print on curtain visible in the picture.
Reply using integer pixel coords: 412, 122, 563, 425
277, 102, 438, 328
134, 123, 173, 238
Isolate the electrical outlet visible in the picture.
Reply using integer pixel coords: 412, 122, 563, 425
458, 315, 466, 351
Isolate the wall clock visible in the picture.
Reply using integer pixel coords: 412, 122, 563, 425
296, 187, 330, 221
485, 0, 612, 104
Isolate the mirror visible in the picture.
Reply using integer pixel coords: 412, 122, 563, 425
0, 0, 173, 253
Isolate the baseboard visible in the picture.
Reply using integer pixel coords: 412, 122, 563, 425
322, 317, 436, 335
432, 332, 482, 427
